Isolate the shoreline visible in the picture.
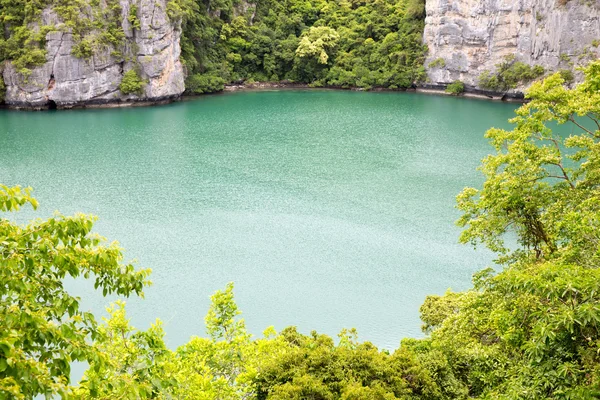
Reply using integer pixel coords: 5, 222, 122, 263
0, 82, 525, 111
0, 96, 180, 111
223, 81, 525, 102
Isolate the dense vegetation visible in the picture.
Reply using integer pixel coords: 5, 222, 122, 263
1, 0, 427, 94
169, 0, 428, 92
2, 62, 600, 398
478, 55, 545, 92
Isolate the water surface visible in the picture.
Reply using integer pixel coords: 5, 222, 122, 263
0, 90, 518, 349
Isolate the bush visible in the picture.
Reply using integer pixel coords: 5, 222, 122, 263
445, 80, 464, 95
405, 0, 426, 20
119, 69, 145, 95
428, 58, 446, 68
71, 38, 94, 58
185, 73, 225, 94
128, 4, 141, 30
478, 57, 544, 91
559, 69, 575, 84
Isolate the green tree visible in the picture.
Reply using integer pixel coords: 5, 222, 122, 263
295, 26, 340, 66
0, 185, 151, 399
74, 302, 174, 399
458, 61, 600, 265
420, 61, 600, 399
172, 282, 255, 399
445, 81, 464, 95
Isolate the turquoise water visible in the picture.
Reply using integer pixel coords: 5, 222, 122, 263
0, 90, 518, 350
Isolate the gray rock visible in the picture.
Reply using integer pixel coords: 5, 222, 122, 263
423, 0, 600, 91
3, 0, 185, 109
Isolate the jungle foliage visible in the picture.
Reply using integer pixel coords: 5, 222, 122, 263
175, 0, 428, 93
2, 64, 600, 399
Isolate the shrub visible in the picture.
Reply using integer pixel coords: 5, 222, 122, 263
478, 58, 544, 91
128, 4, 141, 30
405, 0, 426, 20
445, 80, 464, 95
559, 69, 575, 84
119, 69, 145, 95
428, 58, 446, 68
71, 38, 94, 58
185, 73, 225, 94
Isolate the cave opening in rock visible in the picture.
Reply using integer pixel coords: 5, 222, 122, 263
47, 100, 57, 110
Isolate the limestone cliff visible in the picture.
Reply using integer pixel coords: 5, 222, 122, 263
423, 0, 600, 91
2, 0, 185, 109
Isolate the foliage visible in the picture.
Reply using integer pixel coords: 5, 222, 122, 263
0, 185, 151, 399
171, 282, 257, 399
75, 283, 467, 400
445, 80, 464, 95
421, 261, 600, 399
478, 56, 545, 91
254, 328, 468, 400
0, 0, 48, 71
185, 73, 226, 94
428, 58, 445, 68
128, 4, 141, 31
429, 61, 600, 398
458, 61, 600, 265
1, 0, 127, 71
559, 68, 575, 84
73, 302, 174, 399
177, 0, 428, 92
71, 38, 94, 58
0, 75, 5, 102
295, 26, 339, 65
119, 69, 145, 95
76, 283, 288, 400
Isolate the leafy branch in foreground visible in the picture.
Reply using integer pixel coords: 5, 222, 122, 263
0, 184, 151, 399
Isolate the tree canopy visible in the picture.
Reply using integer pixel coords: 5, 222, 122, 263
177, 0, 427, 92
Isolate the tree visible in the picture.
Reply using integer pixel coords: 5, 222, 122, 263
419, 62, 600, 398
0, 184, 151, 399
73, 302, 174, 399
295, 26, 340, 65
172, 282, 255, 400
457, 61, 600, 266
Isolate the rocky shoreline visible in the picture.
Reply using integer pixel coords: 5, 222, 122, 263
0, 95, 182, 111
0, 81, 526, 110
223, 81, 526, 102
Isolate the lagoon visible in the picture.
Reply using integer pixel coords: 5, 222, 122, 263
0, 90, 518, 350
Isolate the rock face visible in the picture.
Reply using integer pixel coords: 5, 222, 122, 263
2, 0, 185, 109
423, 0, 600, 90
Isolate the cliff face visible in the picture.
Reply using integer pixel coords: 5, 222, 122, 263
2, 0, 185, 109
423, 0, 600, 90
